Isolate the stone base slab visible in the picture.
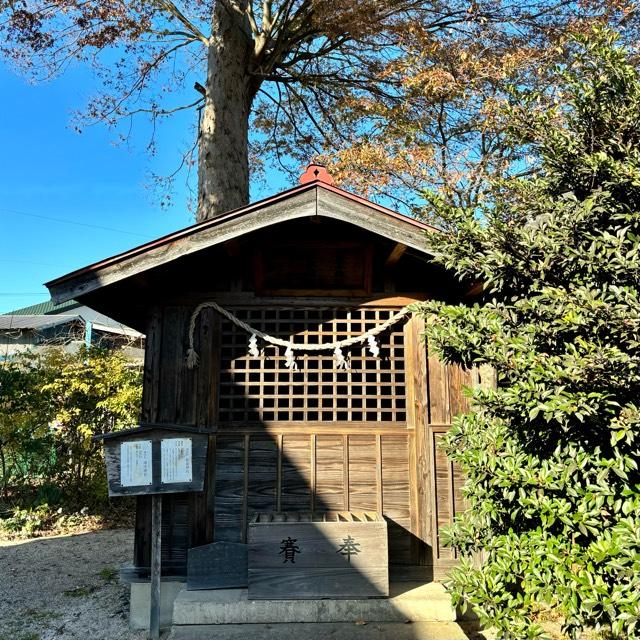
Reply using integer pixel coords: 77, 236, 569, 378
172, 582, 462, 626
130, 581, 186, 630
169, 621, 482, 640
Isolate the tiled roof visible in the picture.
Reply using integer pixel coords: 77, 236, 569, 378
1, 300, 143, 338
4, 299, 81, 316
0, 314, 81, 330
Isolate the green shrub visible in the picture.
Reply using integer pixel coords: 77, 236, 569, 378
0, 347, 142, 517
0, 504, 53, 536
415, 29, 640, 639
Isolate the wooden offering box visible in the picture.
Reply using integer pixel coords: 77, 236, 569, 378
248, 511, 388, 600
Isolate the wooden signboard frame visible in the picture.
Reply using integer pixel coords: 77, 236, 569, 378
97, 423, 209, 497
95, 423, 210, 640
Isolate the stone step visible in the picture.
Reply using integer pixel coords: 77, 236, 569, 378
169, 621, 485, 640
172, 582, 464, 626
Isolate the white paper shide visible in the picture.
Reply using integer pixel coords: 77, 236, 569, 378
120, 440, 152, 487
161, 438, 192, 484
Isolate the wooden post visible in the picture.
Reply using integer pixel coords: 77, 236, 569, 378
95, 426, 208, 637
150, 494, 162, 640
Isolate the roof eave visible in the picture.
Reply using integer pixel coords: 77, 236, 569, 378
46, 182, 435, 305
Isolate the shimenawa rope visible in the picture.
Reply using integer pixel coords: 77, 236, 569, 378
186, 301, 412, 370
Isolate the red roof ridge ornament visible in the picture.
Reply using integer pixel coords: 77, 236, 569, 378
299, 163, 334, 185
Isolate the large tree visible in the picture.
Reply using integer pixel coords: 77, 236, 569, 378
415, 29, 640, 639
1, 1, 636, 220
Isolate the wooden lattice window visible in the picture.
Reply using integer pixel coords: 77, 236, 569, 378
218, 308, 407, 423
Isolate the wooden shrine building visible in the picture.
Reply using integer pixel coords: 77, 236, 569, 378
46, 165, 478, 594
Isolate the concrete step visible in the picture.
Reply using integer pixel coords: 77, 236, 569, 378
172, 582, 462, 626
169, 621, 487, 640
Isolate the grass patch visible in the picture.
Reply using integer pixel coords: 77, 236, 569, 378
63, 586, 93, 598
20, 608, 61, 622
99, 566, 118, 581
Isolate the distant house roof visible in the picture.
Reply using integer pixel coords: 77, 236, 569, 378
0, 314, 81, 331
2, 300, 143, 338
4, 299, 81, 316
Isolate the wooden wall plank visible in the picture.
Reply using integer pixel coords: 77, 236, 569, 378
310, 434, 317, 512
453, 462, 466, 521
381, 434, 412, 565
376, 434, 383, 514
280, 435, 312, 511
206, 436, 217, 543
141, 305, 162, 424
157, 307, 183, 424
343, 434, 350, 511
247, 435, 278, 521
381, 435, 411, 519
242, 434, 250, 542
276, 434, 283, 512
347, 435, 378, 512
134, 306, 199, 572
448, 365, 472, 418
213, 436, 245, 543
432, 429, 454, 561
426, 349, 450, 425
134, 496, 152, 569
177, 309, 197, 426
161, 496, 190, 568
195, 308, 220, 428
315, 435, 345, 512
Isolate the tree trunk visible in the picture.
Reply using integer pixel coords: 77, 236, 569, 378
197, 2, 257, 221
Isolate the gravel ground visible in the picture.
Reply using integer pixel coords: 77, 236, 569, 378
0, 529, 146, 640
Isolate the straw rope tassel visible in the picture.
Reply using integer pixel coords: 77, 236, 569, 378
333, 346, 349, 370
248, 334, 260, 357
367, 334, 380, 357
284, 345, 297, 370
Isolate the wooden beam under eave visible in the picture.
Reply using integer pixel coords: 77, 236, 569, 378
223, 238, 240, 258
384, 243, 407, 268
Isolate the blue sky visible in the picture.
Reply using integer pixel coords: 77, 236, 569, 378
0, 61, 290, 314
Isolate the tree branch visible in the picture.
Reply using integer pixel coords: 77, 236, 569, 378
157, 0, 209, 45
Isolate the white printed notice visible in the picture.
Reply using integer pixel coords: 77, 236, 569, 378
161, 438, 192, 484
120, 441, 152, 487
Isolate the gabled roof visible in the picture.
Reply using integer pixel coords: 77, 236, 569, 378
4, 299, 81, 316
0, 314, 81, 331
2, 300, 143, 338
46, 179, 436, 305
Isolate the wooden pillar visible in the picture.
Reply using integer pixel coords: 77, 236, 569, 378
404, 314, 432, 566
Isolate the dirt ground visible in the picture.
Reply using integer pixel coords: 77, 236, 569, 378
0, 529, 146, 640
0, 529, 586, 640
